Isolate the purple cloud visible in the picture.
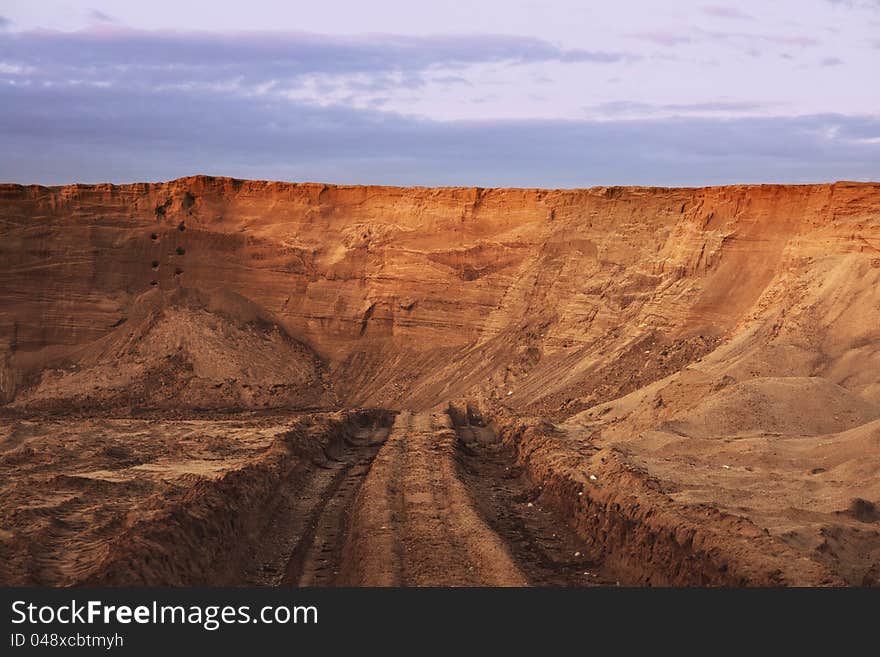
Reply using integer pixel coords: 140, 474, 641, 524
630, 27, 818, 51
0, 27, 628, 89
0, 14, 873, 188
88, 10, 117, 24
629, 30, 692, 46
825, 0, 880, 7
592, 100, 767, 115
1, 79, 877, 186
702, 6, 754, 20
704, 30, 821, 49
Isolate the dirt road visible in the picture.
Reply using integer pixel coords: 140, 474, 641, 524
254, 410, 610, 587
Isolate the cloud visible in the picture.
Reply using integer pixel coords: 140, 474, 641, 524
702, 6, 754, 20
0, 27, 636, 122
430, 74, 471, 86
820, 56, 844, 66
0, 16, 10, 30
0, 27, 628, 94
0, 62, 34, 74
707, 31, 820, 47
629, 31, 692, 47
630, 27, 819, 51
825, 0, 880, 8
0, 22, 872, 187
0, 81, 876, 187
88, 10, 117, 24
589, 100, 768, 117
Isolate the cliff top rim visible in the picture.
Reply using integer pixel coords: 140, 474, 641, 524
1, 174, 879, 194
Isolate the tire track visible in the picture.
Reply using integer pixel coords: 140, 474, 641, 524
243, 422, 390, 586
245, 408, 615, 587
339, 410, 529, 586
452, 414, 619, 586
286, 448, 381, 586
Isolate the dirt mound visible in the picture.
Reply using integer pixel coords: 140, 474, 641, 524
666, 377, 880, 438
10, 287, 330, 412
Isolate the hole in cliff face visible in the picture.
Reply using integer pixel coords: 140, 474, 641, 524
847, 498, 879, 523
178, 222, 186, 232
359, 303, 376, 336
174, 267, 183, 276
149, 280, 158, 286
176, 247, 186, 256
151, 260, 159, 269
182, 193, 195, 211
150, 233, 158, 241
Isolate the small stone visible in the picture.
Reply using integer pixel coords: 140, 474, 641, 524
574, 551, 581, 557
527, 502, 534, 508
589, 474, 598, 481
722, 464, 731, 470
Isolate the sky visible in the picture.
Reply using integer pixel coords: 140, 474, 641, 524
0, 1, 878, 187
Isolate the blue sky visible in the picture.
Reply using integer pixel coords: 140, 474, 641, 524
1, 1, 878, 186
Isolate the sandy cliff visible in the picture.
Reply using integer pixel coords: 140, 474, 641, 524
3, 176, 878, 412
1, 176, 878, 585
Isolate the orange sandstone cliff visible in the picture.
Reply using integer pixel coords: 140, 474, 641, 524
3, 176, 879, 413
1, 177, 879, 585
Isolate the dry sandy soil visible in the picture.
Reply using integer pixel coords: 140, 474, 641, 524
1, 176, 878, 586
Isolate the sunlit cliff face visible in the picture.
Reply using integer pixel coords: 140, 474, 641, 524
2, 177, 879, 415
2, 176, 880, 587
